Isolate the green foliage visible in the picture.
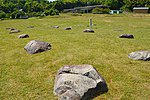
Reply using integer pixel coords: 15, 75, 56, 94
70, 13, 82, 16
28, 12, 43, 17
10, 10, 25, 19
92, 7, 103, 14
122, 0, 150, 12
103, 8, 111, 14
0, 0, 59, 19
44, 10, 50, 16
92, 7, 110, 14
0, 11, 6, 19
44, 9, 59, 16
0, 0, 149, 19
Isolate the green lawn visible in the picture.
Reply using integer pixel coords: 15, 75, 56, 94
0, 13, 150, 100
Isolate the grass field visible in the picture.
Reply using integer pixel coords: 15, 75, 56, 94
0, 13, 150, 100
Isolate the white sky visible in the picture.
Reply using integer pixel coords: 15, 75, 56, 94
48, 0, 56, 2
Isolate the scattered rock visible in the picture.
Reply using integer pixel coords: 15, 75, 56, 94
119, 34, 134, 38
6, 28, 16, 31
6, 28, 21, 34
54, 64, 108, 100
83, 29, 95, 33
64, 27, 71, 30
18, 34, 29, 38
9, 29, 21, 34
24, 40, 51, 54
128, 51, 150, 61
53, 26, 59, 28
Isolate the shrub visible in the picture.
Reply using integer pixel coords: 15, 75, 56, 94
49, 9, 59, 16
0, 11, 6, 19
6, 13, 11, 18
10, 10, 25, 19
102, 8, 111, 14
44, 9, 59, 16
71, 13, 82, 16
92, 7, 110, 14
44, 10, 50, 16
92, 7, 102, 14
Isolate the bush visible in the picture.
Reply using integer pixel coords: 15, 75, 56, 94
44, 10, 50, 16
92, 7, 110, 14
70, 13, 82, 16
6, 14, 11, 18
102, 8, 111, 14
44, 9, 59, 16
10, 10, 25, 19
33, 12, 42, 17
26, 12, 43, 17
0, 11, 6, 19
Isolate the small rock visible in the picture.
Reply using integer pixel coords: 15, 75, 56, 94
64, 27, 71, 30
6, 28, 16, 31
119, 34, 134, 38
83, 29, 95, 33
18, 34, 29, 38
53, 26, 59, 28
54, 64, 108, 100
128, 50, 150, 61
24, 40, 51, 54
9, 29, 21, 34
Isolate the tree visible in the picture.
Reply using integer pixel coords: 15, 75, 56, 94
0, 11, 6, 19
10, 10, 25, 19
122, 0, 150, 11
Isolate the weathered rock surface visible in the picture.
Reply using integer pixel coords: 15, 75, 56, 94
18, 34, 29, 38
83, 29, 95, 33
128, 51, 150, 61
119, 34, 134, 38
9, 29, 21, 34
54, 64, 108, 100
24, 40, 51, 54
6, 28, 16, 31
64, 27, 71, 30
53, 26, 59, 28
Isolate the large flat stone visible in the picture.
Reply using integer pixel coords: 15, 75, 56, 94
54, 64, 108, 100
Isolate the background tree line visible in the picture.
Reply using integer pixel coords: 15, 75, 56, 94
0, 0, 59, 19
0, 0, 150, 19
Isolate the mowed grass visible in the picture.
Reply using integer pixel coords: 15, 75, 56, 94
0, 14, 150, 100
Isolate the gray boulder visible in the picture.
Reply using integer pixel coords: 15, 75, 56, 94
119, 34, 134, 38
24, 40, 51, 54
83, 29, 94, 33
18, 34, 29, 38
128, 51, 150, 61
54, 64, 108, 100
